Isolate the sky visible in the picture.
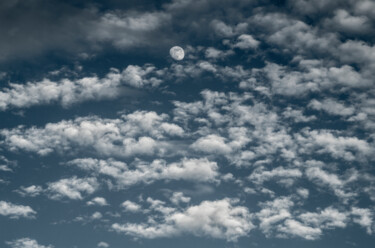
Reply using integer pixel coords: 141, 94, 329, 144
1, 0, 375, 247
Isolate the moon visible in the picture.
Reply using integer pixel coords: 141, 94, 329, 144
170, 46, 185, 60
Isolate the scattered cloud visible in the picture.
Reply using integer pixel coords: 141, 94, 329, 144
0, 201, 36, 219
6, 238, 53, 248
112, 198, 253, 242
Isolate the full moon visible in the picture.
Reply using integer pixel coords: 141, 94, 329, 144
170, 46, 185, 60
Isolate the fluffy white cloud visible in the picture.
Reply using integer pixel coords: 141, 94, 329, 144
112, 198, 253, 242
121, 200, 142, 213
0, 201, 36, 219
6, 238, 53, 248
256, 197, 294, 236
47, 177, 99, 200
87, 197, 109, 206
256, 197, 350, 240
191, 134, 232, 154
296, 129, 372, 161
69, 157, 219, 188
0, 69, 121, 111
0, 63, 167, 111
277, 219, 322, 240
299, 207, 348, 229
121, 64, 163, 88
0, 111, 184, 157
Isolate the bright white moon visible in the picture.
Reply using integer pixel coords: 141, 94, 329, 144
170, 46, 185, 60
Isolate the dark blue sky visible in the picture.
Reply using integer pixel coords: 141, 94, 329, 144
1, 0, 375, 247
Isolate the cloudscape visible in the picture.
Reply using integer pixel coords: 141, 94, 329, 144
1, 0, 375, 247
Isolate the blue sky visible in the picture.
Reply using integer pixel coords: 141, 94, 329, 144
1, 0, 375, 247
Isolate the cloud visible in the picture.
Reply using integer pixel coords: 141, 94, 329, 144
15, 185, 43, 197
46, 177, 99, 200
6, 238, 53, 248
0, 65, 166, 111
87, 197, 109, 206
325, 9, 371, 34
233, 34, 260, 49
170, 192, 191, 205
121, 200, 142, 213
97, 242, 110, 248
191, 134, 232, 154
308, 98, 355, 116
256, 197, 350, 240
0, 155, 15, 172
351, 207, 374, 234
69, 157, 219, 188
0, 201, 36, 219
296, 129, 372, 161
89, 11, 171, 49
256, 197, 294, 236
298, 207, 348, 229
0, 111, 184, 157
277, 219, 322, 240
112, 198, 253, 242
248, 166, 302, 186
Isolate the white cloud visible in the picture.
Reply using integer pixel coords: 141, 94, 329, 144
0, 64, 167, 111
69, 157, 219, 188
97, 242, 110, 248
112, 198, 253, 242
15, 185, 43, 197
121, 200, 142, 213
308, 98, 355, 116
297, 129, 372, 161
170, 192, 191, 205
121, 64, 163, 88
351, 207, 373, 234
277, 219, 322, 240
248, 166, 302, 186
0, 201, 36, 219
299, 207, 348, 229
87, 197, 109, 206
6, 238, 53, 248
47, 177, 99, 200
296, 188, 309, 199
0, 69, 121, 111
282, 107, 317, 123
191, 134, 232, 154
305, 167, 343, 188
91, 211, 103, 220
256, 197, 294, 236
0, 111, 184, 157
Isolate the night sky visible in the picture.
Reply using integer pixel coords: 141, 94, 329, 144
1, 0, 375, 247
